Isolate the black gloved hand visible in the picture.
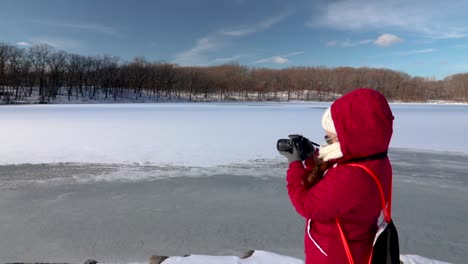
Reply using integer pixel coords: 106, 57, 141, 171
290, 135, 317, 160
303, 136, 317, 159
279, 135, 303, 163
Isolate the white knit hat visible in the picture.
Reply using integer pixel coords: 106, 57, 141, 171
319, 106, 343, 161
321, 106, 336, 134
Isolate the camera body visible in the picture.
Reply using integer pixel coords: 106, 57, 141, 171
277, 134, 318, 161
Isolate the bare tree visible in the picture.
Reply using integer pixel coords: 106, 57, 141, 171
6, 46, 27, 102
0, 43, 13, 101
47, 50, 67, 101
29, 44, 54, 102
2, 40, 468, 104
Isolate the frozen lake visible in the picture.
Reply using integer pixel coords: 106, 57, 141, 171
0, 103, 467, 263
1, 103, 468, 166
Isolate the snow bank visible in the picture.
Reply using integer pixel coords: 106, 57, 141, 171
160, 250, 302, 264
125, 250, 451, 264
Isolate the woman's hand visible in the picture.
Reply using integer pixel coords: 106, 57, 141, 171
279, 138, 302, 163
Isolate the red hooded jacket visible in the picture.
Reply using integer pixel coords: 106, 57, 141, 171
286, 88, 394, 264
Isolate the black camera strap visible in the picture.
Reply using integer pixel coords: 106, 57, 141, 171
342, 151, 388, 164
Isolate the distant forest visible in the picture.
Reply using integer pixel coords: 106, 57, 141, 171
1, 41, 467, 104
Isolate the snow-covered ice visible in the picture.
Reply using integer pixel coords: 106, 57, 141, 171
0, 103, 467, 166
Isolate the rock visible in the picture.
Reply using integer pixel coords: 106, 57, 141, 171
241, 250, 255, 259
84, 260, 98, 264
149, 255, 169, 264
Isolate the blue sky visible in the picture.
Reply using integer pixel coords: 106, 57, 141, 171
1, 0, 468, 79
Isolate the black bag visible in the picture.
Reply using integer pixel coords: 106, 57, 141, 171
371, 219, 400, 264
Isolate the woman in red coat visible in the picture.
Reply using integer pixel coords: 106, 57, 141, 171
280, 88, 394, 264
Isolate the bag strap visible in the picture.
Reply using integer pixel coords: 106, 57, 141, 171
348, 163, 392, 221
335, 163, 393, 264
336, 218, 356, 264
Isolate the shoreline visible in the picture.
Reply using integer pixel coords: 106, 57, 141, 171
2, 101, 468, 106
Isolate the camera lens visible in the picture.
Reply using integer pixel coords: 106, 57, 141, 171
277, 139, 292, 152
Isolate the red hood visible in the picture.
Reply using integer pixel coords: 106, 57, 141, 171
331, 88, 394, 161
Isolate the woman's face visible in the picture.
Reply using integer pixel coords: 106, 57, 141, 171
325, 131, 338, 144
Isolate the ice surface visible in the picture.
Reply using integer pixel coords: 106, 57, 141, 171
0, 150, 466, 263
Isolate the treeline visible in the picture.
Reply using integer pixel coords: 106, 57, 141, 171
1, 41, 467, 104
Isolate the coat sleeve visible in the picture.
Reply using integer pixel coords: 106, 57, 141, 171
286, 162, 368, 221
285, 161, 311, 218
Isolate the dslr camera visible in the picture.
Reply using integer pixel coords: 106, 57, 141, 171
277, 134, 319, 161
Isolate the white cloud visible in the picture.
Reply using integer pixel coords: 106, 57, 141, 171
273, 56, 289, 64
16, 41, 32, 47
396, 48, 436, 55
60, 22, 118, 36
221, 10, 292, 37
174, 12, 291, 65
310, 0, 468, 39
34, 20, 119, 37
361, 40, 371, 46
374, 33, 403, 46
328, 34, 403, 47
359, 39, 374, 45
286, 51, 305, 56
254, 57, 272, 64
327, 40, 338, 47
341, 40, 355, 47
174, 36, 221, 65
253, 51, 304, 64
327, 38, 373, 47
453, 63, 468, 69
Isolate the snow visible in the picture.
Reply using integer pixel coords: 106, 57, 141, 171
0, 102, 467, 166
400, 255, 452, 264
160, 250, 303, 264
126, 250, 451, 264
119, 251, 452, 264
